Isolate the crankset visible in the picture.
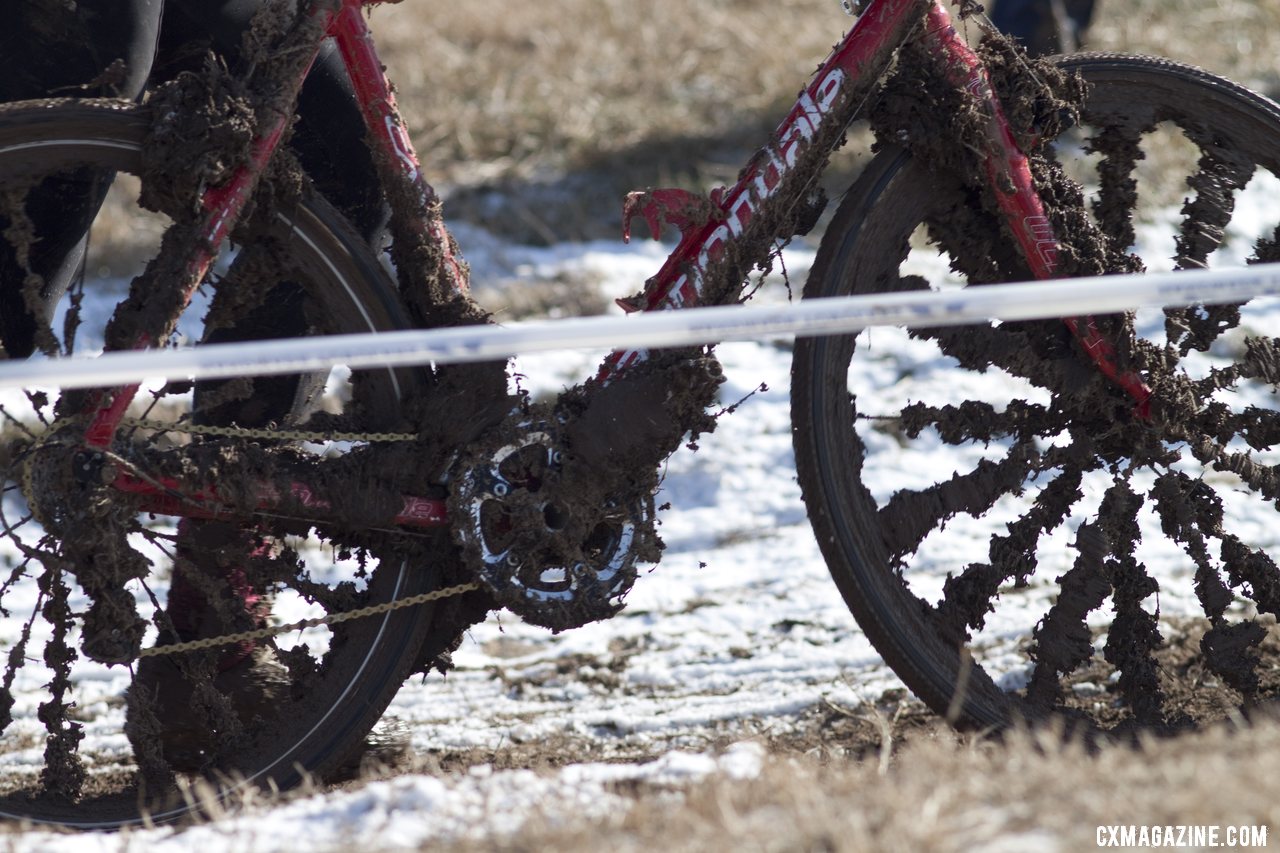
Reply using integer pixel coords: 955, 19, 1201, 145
448, 355, 724, 631
448, 415, 657, 631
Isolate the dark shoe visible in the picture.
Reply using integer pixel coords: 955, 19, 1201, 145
126, 644, 290, 773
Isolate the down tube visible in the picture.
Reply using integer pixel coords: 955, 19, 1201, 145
601, 0, 932, 380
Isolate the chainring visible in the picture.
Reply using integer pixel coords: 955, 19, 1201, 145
448, 416, 655, 631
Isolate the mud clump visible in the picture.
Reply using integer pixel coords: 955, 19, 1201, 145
977, 36, 1085, 154
870, 29, 1135, 285
140, 60, 256, 222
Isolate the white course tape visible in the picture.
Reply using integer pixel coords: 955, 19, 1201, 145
4, 261, 1280, 392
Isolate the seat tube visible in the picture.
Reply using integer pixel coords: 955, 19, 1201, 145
331, 0, 470, 297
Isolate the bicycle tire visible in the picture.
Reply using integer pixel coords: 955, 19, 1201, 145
793, 55, 1280, 730
0, 99, 448, 827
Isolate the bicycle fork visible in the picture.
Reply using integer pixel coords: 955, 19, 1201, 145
917, 2, 1153, 416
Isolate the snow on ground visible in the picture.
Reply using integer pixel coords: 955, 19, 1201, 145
2, 231, 904, 849
375, 229, 905, 762
5, 172, 1280, 847
20, 744, 768, 852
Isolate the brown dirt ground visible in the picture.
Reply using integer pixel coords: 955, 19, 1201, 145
368, 0, 1280, 244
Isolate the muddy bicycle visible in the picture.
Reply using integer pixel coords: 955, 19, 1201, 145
3, 0, 1280, 828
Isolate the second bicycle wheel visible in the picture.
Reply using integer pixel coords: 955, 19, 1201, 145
0, 99, 467, 827
793, 55, 1280, 730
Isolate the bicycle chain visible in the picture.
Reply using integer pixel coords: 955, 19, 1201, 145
119, 415, 419, 444
17, 415, 478, 660
137, 581, 480, 658
126, 416, 482, 657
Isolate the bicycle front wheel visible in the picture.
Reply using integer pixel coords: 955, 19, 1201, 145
0, 99, 461, 827
793, 55, 1280, 730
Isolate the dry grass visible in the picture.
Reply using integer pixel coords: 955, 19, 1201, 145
433, 714, 1280, 852
368, 0, 1280, 159
370, 0, 841, 183
367, 0, 861, 241
364, 0, 1280, 242
8, 702, 1275, 851
1089, 0, 1280, 92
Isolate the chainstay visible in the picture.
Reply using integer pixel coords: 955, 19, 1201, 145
20, 414, 416, 517
138, 580, 480, 658
121, 415, 470, 658
16, 416, 473, 659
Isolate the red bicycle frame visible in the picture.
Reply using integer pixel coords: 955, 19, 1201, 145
90, 0, 1149, 530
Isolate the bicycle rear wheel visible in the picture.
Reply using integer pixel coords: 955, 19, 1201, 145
793, 55, 1280, 730
0, 99, 460, 827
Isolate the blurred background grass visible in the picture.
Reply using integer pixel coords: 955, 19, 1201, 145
367, 0, 1280, 243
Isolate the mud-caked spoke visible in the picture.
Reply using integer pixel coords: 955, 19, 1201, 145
1, 185, 59, 358
0, 577, 41, 737
1097, 481, 1169, 725
1026, 522, 1111, 708
991, 461, 1089, 587
186, 654, 249, 765
1173, 134, 1256, 270
36, 563, 85, 799
936, 463, 1090, 644
1149, 471, 1270, 695
1254, 225, 1280, 265
1150, 472, 1232, 620
0, 514, 33, 539
122, 670, 174, 788
0, 403, 41, 441
1166, 302, 1244, 359
878, 441, 1040, 563
60, 272, 86, 358
897, 399, 1057, 446
126, 579, 181, 786
1194, 336, 1280, 397
1200, 621, 1268, 698
915, 321, 1100, 400
1164, 141, 1255, 353
1191, 405, 1280, 453
1179, 432, 1280, 504
1088, 122, 1148, 254
0, 549, 34, 608
1221, 535, 1280, 619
